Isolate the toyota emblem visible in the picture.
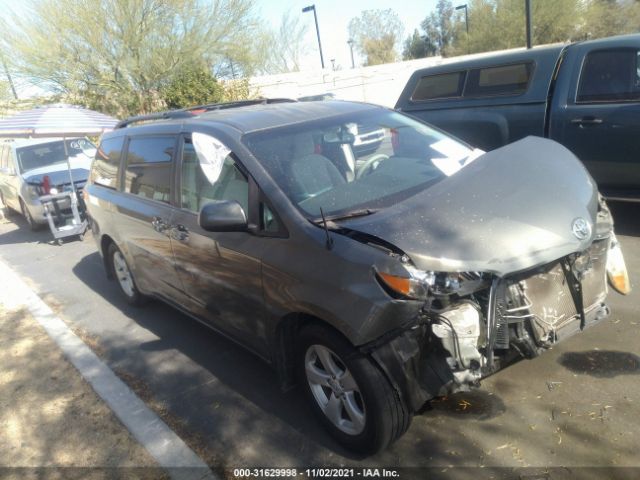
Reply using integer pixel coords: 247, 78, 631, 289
572, 217, 591, 240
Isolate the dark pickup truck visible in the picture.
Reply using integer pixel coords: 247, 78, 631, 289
395, 34, 640, 200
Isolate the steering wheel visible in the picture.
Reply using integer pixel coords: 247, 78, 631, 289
356, 154, 389, 179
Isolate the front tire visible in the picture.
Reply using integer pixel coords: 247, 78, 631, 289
19, 199, 39, 231
297, 324, 411, 454
108, 243, 146, 306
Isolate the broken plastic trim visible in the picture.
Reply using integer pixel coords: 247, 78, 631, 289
560, 257, 586, 331
485, 277, 500, 370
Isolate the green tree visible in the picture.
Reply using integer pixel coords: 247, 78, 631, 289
1, 0, 263, 116
447, 0, 586, 56
417, 0, 640, 58
161, 64, 225, 109
348, 9, 404, 66
402, 29, 436, 60
421, 0, 460, 56
581, 0, 640, 39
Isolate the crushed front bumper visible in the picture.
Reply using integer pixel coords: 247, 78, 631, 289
367, 238, 612, 413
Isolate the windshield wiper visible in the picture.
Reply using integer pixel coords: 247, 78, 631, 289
312, 208, 378, 225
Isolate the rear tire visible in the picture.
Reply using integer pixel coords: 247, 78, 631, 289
0, 191, 14, 217
108, 243, 146, 306
296, 324, 411, 454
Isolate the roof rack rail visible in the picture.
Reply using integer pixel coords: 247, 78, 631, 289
115, 97, 297, 129
114, 110, 194, 129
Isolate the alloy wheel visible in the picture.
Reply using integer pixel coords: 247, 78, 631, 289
304, 344, 366, 435
112, 250, 135, 298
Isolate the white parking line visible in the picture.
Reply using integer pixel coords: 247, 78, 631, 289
0, 259, 216, 480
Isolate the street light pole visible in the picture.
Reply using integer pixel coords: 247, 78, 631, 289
302, 5, 325, 69
455, 4, 469, 54
347, 39, 355, 68
525, 0, 532, 49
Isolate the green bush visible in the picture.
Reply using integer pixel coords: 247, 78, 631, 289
162, 66, 225, 110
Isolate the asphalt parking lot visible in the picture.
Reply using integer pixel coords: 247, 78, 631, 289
0, 201, 639, 478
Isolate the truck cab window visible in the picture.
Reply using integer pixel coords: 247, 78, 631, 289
577, 49, 640, 103
411, 71, 466, 101
465, 62, 533, 97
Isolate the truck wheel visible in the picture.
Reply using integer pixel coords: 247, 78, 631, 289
19, 199, 39, 231
108, 243, 146, 306
297, 324, 411, 454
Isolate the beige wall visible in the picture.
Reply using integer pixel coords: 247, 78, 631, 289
249, 48, 525, 107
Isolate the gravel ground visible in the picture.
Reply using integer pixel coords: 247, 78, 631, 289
0, 303, 166, 480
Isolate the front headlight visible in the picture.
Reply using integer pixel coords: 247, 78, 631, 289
607, 232, 631, 295
376, 264, 489, 299
26, 185, 40, 199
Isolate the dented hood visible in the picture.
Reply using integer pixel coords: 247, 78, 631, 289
343, 137, 600, 276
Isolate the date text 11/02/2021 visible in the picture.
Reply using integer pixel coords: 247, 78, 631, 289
232, 468, 400, 478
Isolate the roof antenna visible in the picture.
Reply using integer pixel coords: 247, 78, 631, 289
319, 207, 334, 250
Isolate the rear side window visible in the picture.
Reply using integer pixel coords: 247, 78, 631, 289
465, 62, 533, 97
411, 71, 466, 101
91, 136, 124, 188
577, 49, 640, 103
124, 136, 176, 204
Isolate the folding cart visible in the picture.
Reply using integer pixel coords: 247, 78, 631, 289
40, 187, 88, 245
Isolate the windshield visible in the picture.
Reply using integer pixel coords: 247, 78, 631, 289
16, 138, 97, 174
243, 110, 483, 219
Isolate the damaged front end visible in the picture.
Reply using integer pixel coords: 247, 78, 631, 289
353, 139, 632, 413
368, 229, 621, 412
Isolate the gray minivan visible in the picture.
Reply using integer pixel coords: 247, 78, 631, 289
85, 99, 629, 453
0, 137, 95, 229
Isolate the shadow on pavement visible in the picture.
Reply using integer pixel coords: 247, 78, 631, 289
0, 215, 53, 246
558, 350, 640, 378
71, 251, 367, 462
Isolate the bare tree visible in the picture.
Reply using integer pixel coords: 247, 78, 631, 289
263, 12, 309, 74
348, 9, 404, 66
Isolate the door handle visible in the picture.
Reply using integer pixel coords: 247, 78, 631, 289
171, 224, 190, 242
151, 216, 169, 233
571, 117, 603, 126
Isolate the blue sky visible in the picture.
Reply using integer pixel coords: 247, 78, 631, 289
255, 0, 439, 71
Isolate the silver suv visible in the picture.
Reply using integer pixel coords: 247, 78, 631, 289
0, 137, 96, 229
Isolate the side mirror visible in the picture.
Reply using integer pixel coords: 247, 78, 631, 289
198, 200, 247, 232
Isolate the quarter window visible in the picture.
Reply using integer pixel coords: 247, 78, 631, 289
91, 136, 124, 188
411, 71, 466, 101
124, 136, 176, 203
261, 203, 279, 233
180, 135, 248, 214
465, 63, 533, 97
577, 49, 640, 103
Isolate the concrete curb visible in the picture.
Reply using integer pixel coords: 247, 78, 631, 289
0, 259, 217, 480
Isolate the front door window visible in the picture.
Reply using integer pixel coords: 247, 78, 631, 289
180, 134, 249, 214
